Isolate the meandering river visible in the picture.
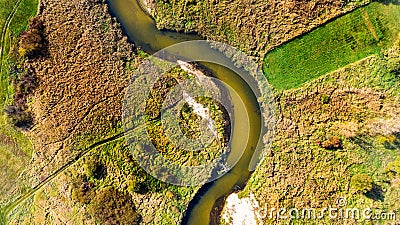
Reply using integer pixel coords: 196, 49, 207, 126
106, 0, 264, 224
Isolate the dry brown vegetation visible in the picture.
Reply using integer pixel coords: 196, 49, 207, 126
8, 1, 200, 224
87, 187, 141, 225
320, 136, 342, 149
25, 0, 133, 184
150, 0, 370, 58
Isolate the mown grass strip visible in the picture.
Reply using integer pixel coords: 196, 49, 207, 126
263, 2, 400, 90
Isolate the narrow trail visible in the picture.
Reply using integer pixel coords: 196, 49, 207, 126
2, 117, 160, 219
2, 131, 126, 217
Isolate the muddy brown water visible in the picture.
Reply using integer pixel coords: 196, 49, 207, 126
106, 0, 264, 224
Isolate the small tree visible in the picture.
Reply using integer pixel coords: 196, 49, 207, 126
19, 31, 42, 57
4, 105, 33, 129
350, 174, 373, 194
5, 68, 37, 129
88, 187, 141, 225
71, 181, 94, 204
321, 136, 342, 150
19, 17, 44, 57
28, 17, 44, 31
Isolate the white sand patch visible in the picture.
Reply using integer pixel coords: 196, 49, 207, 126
221, 193, 260, 225
177, 60, 218, 137
182, 92, 217, 137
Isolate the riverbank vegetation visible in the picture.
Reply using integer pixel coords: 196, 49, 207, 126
3, 0, 230, 224
263, 2, 400, 90
151, 0, 369, 58
144, 67, 229, 167
230, 37, 400, 224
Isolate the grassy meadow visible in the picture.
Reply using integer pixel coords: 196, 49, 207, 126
263, 2, 400, 90
0, 0, 38, 221
0, 0, 38, 154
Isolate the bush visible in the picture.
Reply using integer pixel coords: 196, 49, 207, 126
126, 176, 141, 193
15, 69, 37, 94
84, 160, 107, 180
321, 94, 330, 104
19, 17, 44, 58
28, 17, 44, 31
350, 174, 373, 194
386, 156, 400, 176
19, 31, 42, 57
321, 136, 342, 150
4, 106, 33, 129
71, 181, 94, 204
377, 135, 396, 145
5, 68, 37, 129
88, 187, 141, 225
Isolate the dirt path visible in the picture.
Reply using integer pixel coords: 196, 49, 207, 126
2, 131, 126, 217
1, 117, 159, 219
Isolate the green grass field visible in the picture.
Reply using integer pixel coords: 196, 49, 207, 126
0, 0, 38, 221
0, 0, 38, 155
263, 2, 400, 90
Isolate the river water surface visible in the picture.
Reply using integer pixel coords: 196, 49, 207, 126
106, 0, 264, 224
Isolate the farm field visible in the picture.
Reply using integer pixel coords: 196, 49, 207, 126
263, 2, 400, 90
